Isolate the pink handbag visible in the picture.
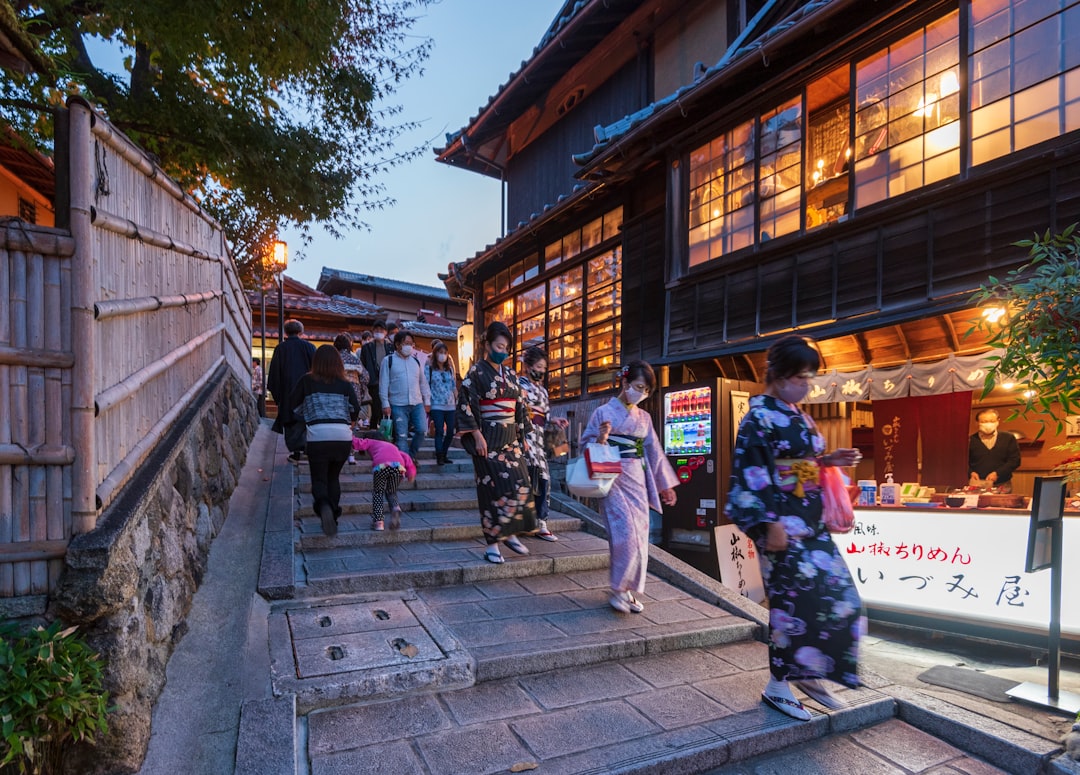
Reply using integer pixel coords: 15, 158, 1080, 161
820, 465, 855, 534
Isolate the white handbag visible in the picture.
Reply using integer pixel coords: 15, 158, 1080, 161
565, 456, 616, 498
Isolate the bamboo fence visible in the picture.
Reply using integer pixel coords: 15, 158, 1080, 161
0, 100, 252, 599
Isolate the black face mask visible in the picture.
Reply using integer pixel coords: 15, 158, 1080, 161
528, 369, 545, 381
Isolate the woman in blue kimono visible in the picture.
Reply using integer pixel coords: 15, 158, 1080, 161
725, 335, 864, 720
581, 360, 679, 614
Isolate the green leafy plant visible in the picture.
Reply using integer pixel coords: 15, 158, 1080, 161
0, 622, 110, 775
970, 225, 1080, 485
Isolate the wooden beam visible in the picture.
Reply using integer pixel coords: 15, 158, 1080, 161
0, 540, 68, 563
942, 314, 961, 352
742, 353, 759, 382
894, 324, 911, 360
853, 332, 872, 366
0, 345, 74, 368
0, 444, 75, 465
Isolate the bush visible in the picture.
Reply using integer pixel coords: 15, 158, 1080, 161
0, 622, 109, 775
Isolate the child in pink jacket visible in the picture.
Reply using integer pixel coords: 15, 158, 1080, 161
353, 437, 416, 530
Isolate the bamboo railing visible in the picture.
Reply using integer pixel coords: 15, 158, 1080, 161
0, 101, 252, 598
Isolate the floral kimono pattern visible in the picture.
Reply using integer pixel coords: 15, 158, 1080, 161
725, 394, 863, 688
517, 374, 550, 481
580, 398, 679, 593
457, 359, 537, 544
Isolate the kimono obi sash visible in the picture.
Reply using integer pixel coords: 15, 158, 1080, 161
607, 434, 645, 459
480, 398, 516, 424
774, 457, 820, 498
530, 412, 546, 427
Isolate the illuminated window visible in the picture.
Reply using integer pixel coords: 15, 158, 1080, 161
806, 65, 851, 229
970, 0, 1080, 166
759, 97, 803, 241
688, 118, 756, 267
854, 12, 960, 209
548, 267, 584, 400
585, 248, 621, 392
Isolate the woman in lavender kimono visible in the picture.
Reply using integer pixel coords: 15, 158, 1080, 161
580, 360, 679, 614
725, 335, 864, 721
457, 321, 537, 564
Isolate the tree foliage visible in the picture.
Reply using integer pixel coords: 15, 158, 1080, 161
970, 224, 1080, 437
0, 0, 433, 281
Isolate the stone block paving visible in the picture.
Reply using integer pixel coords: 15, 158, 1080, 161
421, 572, 759, 681
703, 718, 1009, 774
305, 640, 897, 775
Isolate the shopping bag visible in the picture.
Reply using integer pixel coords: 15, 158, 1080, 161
378, 417, 394, 442
820, 465, 855, 534
583, 443, 621, 479
565, 456, 616, 498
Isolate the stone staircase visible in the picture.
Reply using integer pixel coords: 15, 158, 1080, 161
247, 441, 939, 775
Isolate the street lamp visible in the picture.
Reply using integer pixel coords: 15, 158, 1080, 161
271, 239, 288, 343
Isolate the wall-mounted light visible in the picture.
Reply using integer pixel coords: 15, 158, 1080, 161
981, 306, 1006, 324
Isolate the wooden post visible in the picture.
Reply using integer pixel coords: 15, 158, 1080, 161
68, 100, 98, 534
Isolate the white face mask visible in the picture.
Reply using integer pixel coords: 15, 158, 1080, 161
625, 387, 648, 406
373, 332, 385, 341
400, 344, 413, 357
979, 421, 998, 434
437, 353, 448, 363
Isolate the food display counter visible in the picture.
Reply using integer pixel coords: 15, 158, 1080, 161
838, 506, 1080, 643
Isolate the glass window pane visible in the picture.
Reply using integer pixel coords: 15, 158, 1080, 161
581, 217, 603, 251
544, 240, 562, 269
603, 207, 624, 240
483, 277, 496, 301
563, 229, 581, 260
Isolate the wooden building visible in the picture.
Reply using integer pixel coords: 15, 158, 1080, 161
440, 0, 1080, 492
317, 267, 468, 329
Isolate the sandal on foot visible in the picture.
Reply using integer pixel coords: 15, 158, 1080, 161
609, 590, 632, 613
536, 528, 559, 542
761, 692, 811, 721
794, 679, 843, 709
484, 547, 504, 564
625, 591, 645, 613
504, 536, 529, 555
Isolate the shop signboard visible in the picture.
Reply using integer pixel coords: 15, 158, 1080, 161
841, 508, 1080, 638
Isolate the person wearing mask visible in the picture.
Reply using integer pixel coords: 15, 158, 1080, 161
360, 321, 394, 418
968, 408, 1021, 493
725, 334, 864, 721
288, 345, 360, 537
457, 321, 537, 564
379, 331, 431, 458
581, 361, 679, 614
518, 346, 569, 541
252, 357, 266, 418
267, 319, 316, 460
425, 341, 458, 465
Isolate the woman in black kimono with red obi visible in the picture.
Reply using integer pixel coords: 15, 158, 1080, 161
457, 321, 537, 564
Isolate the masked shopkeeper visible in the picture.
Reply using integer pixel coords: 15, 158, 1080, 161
968, 409, 1021, 493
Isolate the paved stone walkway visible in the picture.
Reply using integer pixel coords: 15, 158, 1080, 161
136, 424, 1079, 775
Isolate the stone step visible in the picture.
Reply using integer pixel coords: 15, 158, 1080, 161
299, 637, 895, 774
297, 530, 611, 597
296, 509, 583, 549
298, 471, 475, 493
417, 570, 762, 684
294, 490, 479, 517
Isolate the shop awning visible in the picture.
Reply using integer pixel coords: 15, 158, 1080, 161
804, 350, 1000, 403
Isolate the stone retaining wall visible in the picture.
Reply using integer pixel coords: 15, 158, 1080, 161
50, 366, 258, 774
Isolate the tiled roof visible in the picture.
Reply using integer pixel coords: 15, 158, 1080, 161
401, 320, 461, 340
436, 0, 592, 155
440, 181, 597, 297
318, 267, 452, 300
574, 0, 836, 167
245, 289, 383, 318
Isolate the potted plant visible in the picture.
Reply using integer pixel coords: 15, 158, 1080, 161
0, 622, 110, 774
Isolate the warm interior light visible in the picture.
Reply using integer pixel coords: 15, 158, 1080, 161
272, 240, 288, 272
981, 306, 1006, 323
940, 69, 959, 97
1001, 382, 1016, 390
914, 93, 937, 118
1023, 389, 1037, 399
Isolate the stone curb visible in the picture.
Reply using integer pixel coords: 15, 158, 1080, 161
234, 693, 296, 775
888, 684, 1065, 774
256, 438, 298, 600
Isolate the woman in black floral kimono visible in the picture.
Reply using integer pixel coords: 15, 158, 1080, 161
457, 321, 537, 563
725, 335, 864, 721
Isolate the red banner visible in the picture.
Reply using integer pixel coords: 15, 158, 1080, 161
872, 396, 920, 483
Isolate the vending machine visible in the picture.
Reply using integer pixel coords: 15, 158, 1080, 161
659, 378, 762, 581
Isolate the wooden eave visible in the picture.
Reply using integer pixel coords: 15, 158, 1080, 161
576, 0, 938, 182
436, 0, 650, 178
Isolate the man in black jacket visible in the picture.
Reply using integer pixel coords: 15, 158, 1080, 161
360, 320, 395, 418
968, 408, 1021, 493
268, 319, 316, 459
